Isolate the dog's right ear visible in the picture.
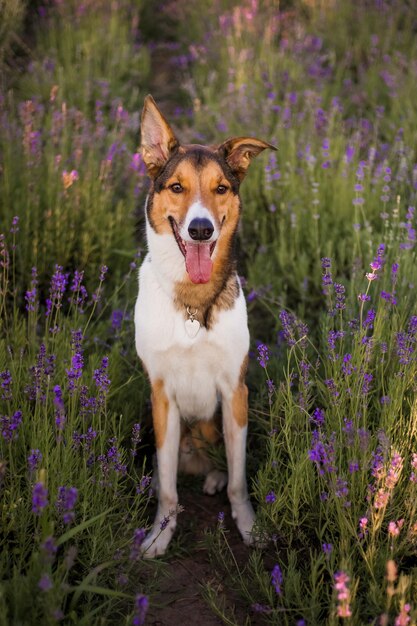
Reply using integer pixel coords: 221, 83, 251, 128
140, 95, 179, 178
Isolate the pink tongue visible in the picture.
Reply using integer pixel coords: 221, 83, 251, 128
185, 242, 213, 284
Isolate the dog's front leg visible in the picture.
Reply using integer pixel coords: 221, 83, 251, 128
222, 382, 256, 545
141, 379, 180, 558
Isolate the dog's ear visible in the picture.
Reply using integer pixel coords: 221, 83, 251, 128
140, 95, 179, 178
217, 137, 277, 181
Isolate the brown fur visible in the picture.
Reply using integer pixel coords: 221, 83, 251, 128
178, 417, 222, 475
151, 379, 169, 448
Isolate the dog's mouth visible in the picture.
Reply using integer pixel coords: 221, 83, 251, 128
168, 217, 217, 284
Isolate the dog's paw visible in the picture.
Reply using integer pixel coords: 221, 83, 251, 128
203, 470, 228, 495
140, 525, 175, 559
231, 500, 257, 545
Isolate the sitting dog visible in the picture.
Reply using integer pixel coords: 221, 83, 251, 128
135, 95, 275, 556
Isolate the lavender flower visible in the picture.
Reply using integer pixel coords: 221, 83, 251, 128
0, 370, 12, 400
322, 543, 333, 557
47, 264, 68, 313
310, 407, 325, 427
38, 573, 53, 592
131, 423, 142, 457
32, 482, 48, 514
334, 282, 346, 310
133, 594, 149, 626
136, 475, 152, 495
266, 491, 276, 503
40, 536, 57, 564
129, 528, 146, 561
271, 564, 283, 595
28, 449, 42, 473
69, 270, 88, 311
53, 385, 66, 432
25, 267, 39, 312
309, 430, 336, 475
56, 486, 78, 524
93, 356, 110, 399
1, 410, 23, 442
98, 440, 126, 481
257, 343, 269, 368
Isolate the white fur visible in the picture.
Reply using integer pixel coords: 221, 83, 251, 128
135, 211, 254, 557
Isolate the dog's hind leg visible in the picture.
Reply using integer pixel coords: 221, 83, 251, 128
141, 379, 180, 558
222, 382, 256, 545
178, 419, 228, 494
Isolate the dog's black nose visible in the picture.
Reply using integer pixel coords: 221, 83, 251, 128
188, 218, 214, 241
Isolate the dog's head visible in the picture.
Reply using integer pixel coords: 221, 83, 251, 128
140, 95, 276, 285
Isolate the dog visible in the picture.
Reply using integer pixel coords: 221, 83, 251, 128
135, 95, 275, 557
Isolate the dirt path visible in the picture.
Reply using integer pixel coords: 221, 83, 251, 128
145, 483, 257, 625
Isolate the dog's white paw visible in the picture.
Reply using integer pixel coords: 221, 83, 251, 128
140, 524, 175, 558
203, 470, 228, 495
231, 500, 258, 545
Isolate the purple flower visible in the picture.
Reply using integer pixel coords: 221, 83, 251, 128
309, 430, 336, 475
322, 542, 333, 556
111, 309, 124, 331
349, 461, 359, 473
25, 267, 39, 312
56, 486, 78, 524
217, 511, 225, 528
133, 594, 149, 626
257, 343, 269, 368
0, 370, 12, 400
53, 385, 66, 432
69, 271, 88, 311
98, 440, 126, 480
93, 357, 111, 398
362, 372, 373, 394
99, 265, 108, 282
363, 308, 376, 329
47, 264, 68, 313
28, 449, 42, 473
131, 423, 142, 457
266, 491, 276, 503
310, 407, 325, 427
271, 564, 283, 595
66, 350, 84, 394
38, 573, 53, 592
136, 475, 152, 495
10, 215, 19, 235
1, 410, 23, 442
334, 283, 346, 310
41, 536, 58, 563
129, 528, 146, 561
32, 482, 48, 514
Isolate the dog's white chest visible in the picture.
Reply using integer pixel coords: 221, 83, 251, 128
134, 255, 249, 420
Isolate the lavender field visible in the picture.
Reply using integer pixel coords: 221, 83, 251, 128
1, 1, 417, 624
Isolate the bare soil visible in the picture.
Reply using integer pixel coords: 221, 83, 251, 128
145, 483, 259, 626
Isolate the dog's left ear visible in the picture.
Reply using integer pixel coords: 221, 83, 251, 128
140, 95, 179, 178
217, 137, 277, 181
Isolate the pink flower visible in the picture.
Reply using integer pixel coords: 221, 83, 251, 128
388, 520, 404, 538
334, 571, 352, 619
395, 603, 411, 626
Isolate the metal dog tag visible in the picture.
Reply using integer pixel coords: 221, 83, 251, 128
185, 318, 200, 338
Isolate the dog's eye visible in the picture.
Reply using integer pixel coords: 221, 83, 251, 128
170, 183, 183, 194
216, 185, 228, 195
